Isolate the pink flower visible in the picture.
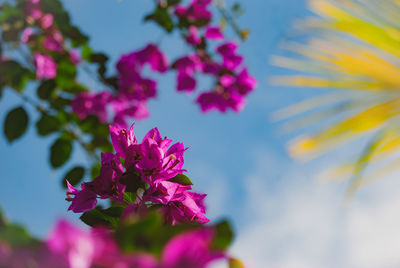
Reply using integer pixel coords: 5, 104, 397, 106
144, 181, 209, 225
66, 154, 126, 213
186, 26, 202, 46
236, 68, 257, 95
205, 26, 224, 40
47, 220, 157, 268
177, 73, 196, 92
131, 44, 169, 73
175, 54, 203, 75
21, 27, 33, 43
25, 0, 42, 20
161, 228, 224, 268
69, 49, 82, 65
43, 30, 64, 52
71, 92, 111, 123
34, 52, 57, 79
196, 90, 245, 113
111, 98, 150, 127
40, 13, 54, 29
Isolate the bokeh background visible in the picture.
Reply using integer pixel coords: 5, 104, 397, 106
2, 0, 400, 267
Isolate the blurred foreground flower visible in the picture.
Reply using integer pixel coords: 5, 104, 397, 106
271, 0, 400, 196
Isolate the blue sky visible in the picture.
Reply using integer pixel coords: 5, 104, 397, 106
3, 1, 400, 267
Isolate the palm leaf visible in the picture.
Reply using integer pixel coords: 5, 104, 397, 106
273, 0, 400, 193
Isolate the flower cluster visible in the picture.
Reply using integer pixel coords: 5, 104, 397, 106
173, 0, 257, 113
0, 219, 225, 268
71, 44, 167, 127
66, 123, 209, 225
23, 0, 81, 79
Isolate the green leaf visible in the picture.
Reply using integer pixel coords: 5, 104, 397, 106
36, 114, 60, 136
91, 163, 101, 178
37, 80, 57, 100
168, 173, 193, 185
55, 60, 77, 89
213, 220, 234, 250
145, 6, 174, 33
50, 96, 71, 110
62, 166, 85, 188
50, 138, 73, 168
90, 53, 108, 63
0, 60, 33, 91
0, 224, 33, 247
81, 44, 93, 61
80, 206, 122, 228
4, 106, 29, 142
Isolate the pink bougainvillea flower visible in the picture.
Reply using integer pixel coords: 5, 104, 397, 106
186, 26, 202, 46
47, 220, 158, 268
111, 98, 149, 127
216, 41, 238, 56
196, 90, 245, 113
69, 49, 82, 65
43, 30, 64, 52
21, 27, 33, 43
109, 124, 137, 159
26, 0, 42, 20
219, 74, 236, 88
40, 13, 54, 29
145, 181, 209, 224
175, 54, 203, 75
161, 228, 224, 268
236, 67, 257, 95
34, 52, 57, 79
132, 44, 169, 73
136, 128, 186, 183
205, 26, 224, 40
177, 73, 196, 92
71, 92, 111, 123
65, 181, 98, 213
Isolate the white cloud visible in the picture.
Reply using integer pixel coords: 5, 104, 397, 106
231, 150, 400, 268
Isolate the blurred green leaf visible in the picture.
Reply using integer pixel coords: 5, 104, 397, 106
50, 96, 71, 110
145, 6, 174, 33
90, 53, 108, 64
50, 138, 73, 168
4, 106, 29, 142
80, 206, 122, 228
91, 163, 101, 178
213, 220, 234, 250
0, 224, 33, 247
37, 79, 56, 100
56, 60, 77, 89
0, 60, 33, 91
81, 44, 93, 61
169, 173, 193, 185
116, 212, 197, 256
62, 166, 85, 188
36, 114, 60, 136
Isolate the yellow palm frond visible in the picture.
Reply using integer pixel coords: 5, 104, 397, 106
272, 0, 400, 194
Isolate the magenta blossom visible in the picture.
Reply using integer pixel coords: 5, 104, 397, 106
47, 220, 157, 268
34, 52, 57, 79
145, 181, 209, 225
69, 49, 82, 65
43, 30, 64, 52
40, 13, 54, 29
21, 27, 33, 43
25, 0, 42, 20
161, 228, 224, 268
205, 26, 224, 40
71, 92, 111, 123
66, 153, 126, 213
186, 26, 202, 46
